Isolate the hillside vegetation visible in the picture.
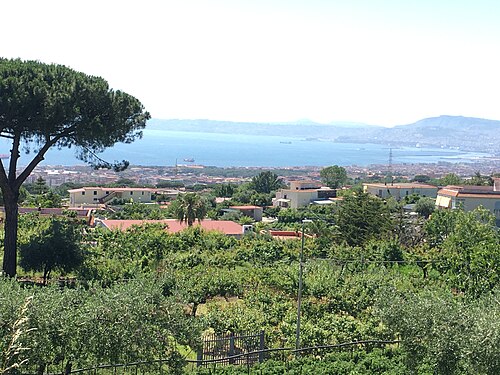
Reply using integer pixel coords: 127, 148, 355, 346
1, 192, 500, 374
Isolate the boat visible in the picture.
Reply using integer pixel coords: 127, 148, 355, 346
183, 158, 195, 162
280, 141, 292, 144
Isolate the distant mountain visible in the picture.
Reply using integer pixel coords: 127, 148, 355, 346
146, 116, 500, 154
146, 119, 382, 140
336, 115, 500, 153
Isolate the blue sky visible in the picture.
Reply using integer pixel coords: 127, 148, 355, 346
2, 0, 500, 126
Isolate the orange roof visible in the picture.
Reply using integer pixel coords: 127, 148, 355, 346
229, 205, 262, 210
437, 189, 459, 197
438, 185, 500, 198
453, 193, 500, 198
100, 219, 243, 235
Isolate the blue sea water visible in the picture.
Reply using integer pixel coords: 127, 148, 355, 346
4, 129, 490, 168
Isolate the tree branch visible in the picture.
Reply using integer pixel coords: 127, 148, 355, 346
0, 133, 15, 139
0, 159, 10, 193
13, 135, 62, 190
8, 133, 21, 184
76, 143, 130, 172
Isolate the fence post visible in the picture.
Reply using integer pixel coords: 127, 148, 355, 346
258, 331, 265, 363
229, 333, 235, 365
197, 347, 203, 367
64, 361, 72, 375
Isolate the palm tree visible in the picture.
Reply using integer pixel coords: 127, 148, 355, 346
172, 193, 208, 226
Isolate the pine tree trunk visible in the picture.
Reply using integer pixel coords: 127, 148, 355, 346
2, 191, 19, 277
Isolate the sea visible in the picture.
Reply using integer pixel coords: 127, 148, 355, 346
4, 129, 492, 168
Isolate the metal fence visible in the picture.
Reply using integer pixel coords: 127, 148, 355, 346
196, 331, 265, 367
24, 339, 399, 375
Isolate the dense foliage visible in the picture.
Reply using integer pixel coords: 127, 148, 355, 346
0, 278, 201, 374
2, 188, 500, 374
320, 165, 348, 188
19, 217, 84, 283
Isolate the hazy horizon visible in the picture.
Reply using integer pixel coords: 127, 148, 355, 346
148, 114, 500, 128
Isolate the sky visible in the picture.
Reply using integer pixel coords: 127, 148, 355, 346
2, 0, 500, 126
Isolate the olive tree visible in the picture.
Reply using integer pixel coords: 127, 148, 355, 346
19, 217, 84, 284
0, 59, 150, 276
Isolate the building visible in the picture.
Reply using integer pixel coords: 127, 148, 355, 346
68, 187, 156, 207
273, 180, 337, 209
363, 182, 438, 200
227, 205, 263, 221
435, 179, 500, 226
96, 219, 245, 238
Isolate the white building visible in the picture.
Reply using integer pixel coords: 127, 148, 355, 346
363, 182, 438, 200
273, 180, 337, 209
68, 187, 154, 207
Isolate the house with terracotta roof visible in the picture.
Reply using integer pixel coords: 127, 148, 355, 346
273, 180, 337, 209
363, 182, 438, 200
436, 178, 500, 226
95, 219, 245, 237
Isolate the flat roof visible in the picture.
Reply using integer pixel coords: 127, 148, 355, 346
364, 183, 437, 189
68, 187, 154, 193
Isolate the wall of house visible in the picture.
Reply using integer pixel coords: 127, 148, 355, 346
251, 208, 263, 221
288, 190, 318, 208
364, 185, 437, 199
289, 181, 321, 190
453, 196, 500, 214
70, 190, 100, 206
120, 190, 152, 202
70, 189, 153, 207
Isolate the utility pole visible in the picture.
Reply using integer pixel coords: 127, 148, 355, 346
296, 219, 312, 354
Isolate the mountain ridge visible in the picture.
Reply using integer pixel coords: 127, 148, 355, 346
146, 116, 500, 153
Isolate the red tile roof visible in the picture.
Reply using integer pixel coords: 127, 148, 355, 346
229, 205, 262, 210
100, 219, 243, 235
438, 185, 500, 197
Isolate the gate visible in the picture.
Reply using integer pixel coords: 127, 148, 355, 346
196, 331, 265, 367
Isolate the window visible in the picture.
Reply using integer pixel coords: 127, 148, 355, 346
141, 191, 144, 195
105, 191, 109, 195
82, 191, 85, 196
93, 191, 97, 195
130, 191, 133, 195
